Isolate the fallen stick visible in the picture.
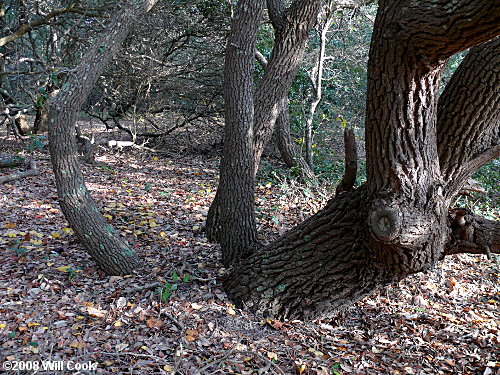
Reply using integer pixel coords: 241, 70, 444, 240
0, 159, 40, 184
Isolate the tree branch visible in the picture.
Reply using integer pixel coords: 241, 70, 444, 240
266, 0, 287, 30
0, 6, 108, 47
437, 37, 500, 198
336, 128, 358, 195
0, 159, 39, 184
394, 0, 500, 60
444, 209, 500, 258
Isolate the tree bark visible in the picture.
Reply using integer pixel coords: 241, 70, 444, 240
206, 0, 321, 264
48, 0, 158, 275
255, 50, 315, 181
253, 0, 322, 173
224, 0, 500, 320
437, 37, 500, 198
205, 0, 265, 266
275, 98, 316, 182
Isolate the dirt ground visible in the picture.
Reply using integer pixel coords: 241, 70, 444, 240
0, 129, 498, 374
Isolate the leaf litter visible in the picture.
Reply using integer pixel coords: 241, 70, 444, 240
0, 146, 498, 375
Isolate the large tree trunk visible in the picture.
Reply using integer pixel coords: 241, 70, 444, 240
205, 0, 265, 266
206, 0, 322, 263
224, 0, 500, 320
48, 0, 158, 275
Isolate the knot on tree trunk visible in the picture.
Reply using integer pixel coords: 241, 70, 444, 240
369, 199, 449, 273
369, 205, 402, 241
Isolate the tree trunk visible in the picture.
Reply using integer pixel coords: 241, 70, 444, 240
206, 0, 322, 263
224, 0, 500, 320
253, 0, 322, 173
48, 0, 158, 275
254, 51, 315, 182
205, 0, 264, 266
275, 98, 316, 182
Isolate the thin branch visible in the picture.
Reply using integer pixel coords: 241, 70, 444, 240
0, 159, 39, 184
0, 6, 108, 47
444, 209, 500, 258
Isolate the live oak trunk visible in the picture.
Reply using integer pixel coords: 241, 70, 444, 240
206, 0, 322, 263
205, 0, 264, 266
224, 1, 500, 320
48, 0, 158, 275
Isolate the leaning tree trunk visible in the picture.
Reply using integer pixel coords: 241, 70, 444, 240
48, 0, 158, 275
205, 0, 265, 266
224, 0, 500, 320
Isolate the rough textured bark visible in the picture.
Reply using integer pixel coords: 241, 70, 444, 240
335, 128, 358, 195
48, 0, 158, 275
253, 0, 322, 172
224, 0, 500, 320
205, 0, 264, 266
207, 0, 321, 263
437, 37, 500, 198
255, 50, 315, 181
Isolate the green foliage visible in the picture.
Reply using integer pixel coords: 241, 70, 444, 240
453, 160, 500, 220
158, 270, 190, 302
27, 135, 47, 153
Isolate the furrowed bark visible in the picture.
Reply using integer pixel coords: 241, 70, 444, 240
253, 0, 322, 174
224, 1, 500, 320
224, 187, 393, 320
437, 38, 500, 198
335, 128, 357, 195
205, 0, 264, 266
255, 50, 315, 181
48, 0, 158, 275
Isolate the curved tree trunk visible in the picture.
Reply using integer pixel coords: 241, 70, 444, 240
48, 0, 158, 275
205, 0, 265, 266
224, 0, 500, 320
254, 51, 315, 182
253, 0, 322, 173
206, 0, 322, 263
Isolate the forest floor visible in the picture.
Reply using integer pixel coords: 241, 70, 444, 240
0, 132, 499, 375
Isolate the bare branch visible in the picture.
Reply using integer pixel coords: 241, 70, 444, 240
393, 0, 500, 60
0, 159, 39, 184
0, 6, 108, 47
336, 128, 358, 195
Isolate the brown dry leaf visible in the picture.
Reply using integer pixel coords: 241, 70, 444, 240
69, 340, 85, 349
146, 317, 164, 329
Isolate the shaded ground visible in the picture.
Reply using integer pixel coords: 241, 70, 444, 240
0, 135, 498, 375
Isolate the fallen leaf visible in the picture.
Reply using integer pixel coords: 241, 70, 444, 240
146, 317, 164, 329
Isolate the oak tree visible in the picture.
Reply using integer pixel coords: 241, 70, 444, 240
48, 0, 159, 275
221, 0, 499, 319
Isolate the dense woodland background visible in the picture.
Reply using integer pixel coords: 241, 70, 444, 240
0, 0, 498, 374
